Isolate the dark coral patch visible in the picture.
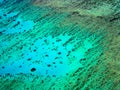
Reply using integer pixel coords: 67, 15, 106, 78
31, 68, 36, 72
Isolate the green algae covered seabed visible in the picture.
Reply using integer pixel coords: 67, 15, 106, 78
0, 0, 120, 90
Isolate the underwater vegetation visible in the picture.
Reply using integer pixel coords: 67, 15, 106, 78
0, 0, 120, 90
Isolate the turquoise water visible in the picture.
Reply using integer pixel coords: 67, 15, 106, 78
0, 0, 119, 90
0, 32, 102, 77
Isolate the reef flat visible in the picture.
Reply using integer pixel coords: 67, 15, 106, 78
0, 0, 120, 90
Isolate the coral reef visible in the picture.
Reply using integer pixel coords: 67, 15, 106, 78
0, 0, 120, 90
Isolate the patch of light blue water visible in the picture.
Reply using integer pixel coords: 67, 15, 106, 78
0, 34, 91, 77
0, 8, 34, 34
